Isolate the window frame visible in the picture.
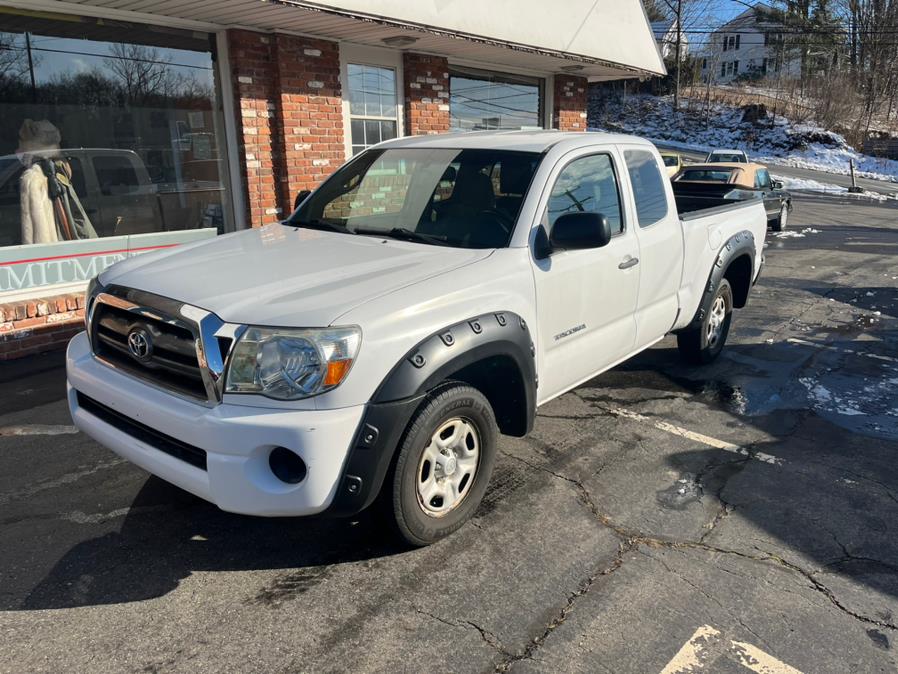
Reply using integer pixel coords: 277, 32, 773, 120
339, 44, 404, 160
541, 151, 627, 242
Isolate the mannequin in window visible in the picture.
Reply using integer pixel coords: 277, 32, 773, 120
18, 119, 97, 244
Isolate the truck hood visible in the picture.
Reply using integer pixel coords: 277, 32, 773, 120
100, 224, 493, 326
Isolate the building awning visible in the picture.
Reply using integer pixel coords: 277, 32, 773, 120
12, 0, 666, 80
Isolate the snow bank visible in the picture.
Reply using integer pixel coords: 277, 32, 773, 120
589, 94, 898, 183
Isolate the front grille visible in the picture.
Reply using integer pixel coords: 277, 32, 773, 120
76, 391, 208, 470
87, 285, 234, 404
92, 301, 208, 400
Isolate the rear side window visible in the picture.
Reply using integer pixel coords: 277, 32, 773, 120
93, 155, 140, 196
546, 153, 623, 234
624, 150, 668, 227
676, 169, 734, 182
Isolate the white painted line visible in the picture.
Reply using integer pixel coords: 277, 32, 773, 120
786, 337, 898, 365
0, 424, 79, 436
0, 458, 124, 505
61, 504, 170, 525
662, 625, 804, 674
607, 407, 783, 465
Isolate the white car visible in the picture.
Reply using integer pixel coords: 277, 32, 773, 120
705, 149, 749, 163
67, 131, 767, 545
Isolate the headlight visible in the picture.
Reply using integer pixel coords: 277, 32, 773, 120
225, 326, 361, 400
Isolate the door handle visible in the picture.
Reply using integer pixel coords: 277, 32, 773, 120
618, 257, 639, 270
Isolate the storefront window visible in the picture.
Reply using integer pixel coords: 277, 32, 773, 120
0, 10, 230, 292
449, 66, 543, 131
347, 64, 398, 155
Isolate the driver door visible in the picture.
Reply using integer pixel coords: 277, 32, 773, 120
531, 149, 640, 403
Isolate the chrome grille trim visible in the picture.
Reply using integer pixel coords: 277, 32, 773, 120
87, 285, 243, 407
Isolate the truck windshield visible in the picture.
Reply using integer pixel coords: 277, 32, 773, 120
288, 147, 541, 249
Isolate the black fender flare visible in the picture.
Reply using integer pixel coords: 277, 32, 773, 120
324, 312, 537, 517
680, 230, 756, 331
373, 311, 536, 407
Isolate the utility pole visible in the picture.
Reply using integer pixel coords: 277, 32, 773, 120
674, 0, 682, 111
24, 32, 36, 103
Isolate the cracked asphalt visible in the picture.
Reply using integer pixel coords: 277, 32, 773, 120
2, 194, 898, 673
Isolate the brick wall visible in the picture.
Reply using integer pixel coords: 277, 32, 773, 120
553, 75, 589, 131
272, 35, 344, 210
228, 29, 280, 227
227, 30, 343, 227
0, 293, 84, 360
403, 53, 451, 135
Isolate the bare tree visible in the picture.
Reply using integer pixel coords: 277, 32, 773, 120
104, 43, 174, 103
0, 33, 32, 82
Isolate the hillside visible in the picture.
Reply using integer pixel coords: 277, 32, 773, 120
588, 94, 898, 183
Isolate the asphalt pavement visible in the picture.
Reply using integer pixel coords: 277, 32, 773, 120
2, 195, 898, 673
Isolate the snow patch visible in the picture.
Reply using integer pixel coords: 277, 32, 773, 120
589, 94, 898, 183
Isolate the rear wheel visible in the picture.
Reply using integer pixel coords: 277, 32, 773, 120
387, 383, 497, 546
771, 203, 788, 232
677, 278, 733, 365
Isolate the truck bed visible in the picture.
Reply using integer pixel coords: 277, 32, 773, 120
672, 181, 760, 217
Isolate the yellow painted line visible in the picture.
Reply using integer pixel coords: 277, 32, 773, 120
661, 625, 804, 674
731, 640, 804, 674
660, 624, 723, 673
607, 407, 783, 465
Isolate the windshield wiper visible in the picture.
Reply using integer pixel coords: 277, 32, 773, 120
291, 218, 353, 234
355, 227, 451, 247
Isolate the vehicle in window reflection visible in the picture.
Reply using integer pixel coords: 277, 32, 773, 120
0, 148, 224, 246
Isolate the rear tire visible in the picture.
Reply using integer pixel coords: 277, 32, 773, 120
677, 278, 733, 365
771, 203, 788, 232
387, 383, 498, 546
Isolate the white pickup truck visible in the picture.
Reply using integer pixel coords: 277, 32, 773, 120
67, 131, 766, 545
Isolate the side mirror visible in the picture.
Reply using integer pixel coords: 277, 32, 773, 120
772, 180, 783, 190
293, 189, 312, 211
550, 212, 613, 251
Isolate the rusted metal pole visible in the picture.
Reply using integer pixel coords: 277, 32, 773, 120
848, 158, 863, 193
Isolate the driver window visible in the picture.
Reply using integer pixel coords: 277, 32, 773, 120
545, 154, 623, 234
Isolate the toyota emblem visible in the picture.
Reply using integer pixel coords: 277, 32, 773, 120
127, 327, 152, 361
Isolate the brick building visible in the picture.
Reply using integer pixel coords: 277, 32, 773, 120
0, 0, 664, 359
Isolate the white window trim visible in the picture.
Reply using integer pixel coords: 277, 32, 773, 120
339, 43, 404, 160
214, 30, 247, 231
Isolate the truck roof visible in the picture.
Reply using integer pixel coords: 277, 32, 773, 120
381, 130, 655, 153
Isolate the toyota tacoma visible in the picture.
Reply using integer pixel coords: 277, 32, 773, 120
67, 131, 767, 545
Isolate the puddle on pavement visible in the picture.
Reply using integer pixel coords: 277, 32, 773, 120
656, 473, 703, 510
663, 338, 898, 441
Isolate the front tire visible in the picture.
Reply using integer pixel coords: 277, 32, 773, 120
677, 278, 733, 365
388, 384, 498, 546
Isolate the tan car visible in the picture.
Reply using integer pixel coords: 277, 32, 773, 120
660, 151, 683, 177
672, 162, 793, 231
673, 162, 769, 188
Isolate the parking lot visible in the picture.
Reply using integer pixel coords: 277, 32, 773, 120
1, 193, 897, 673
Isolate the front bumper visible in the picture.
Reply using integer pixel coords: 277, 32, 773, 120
66, 331, 365, 516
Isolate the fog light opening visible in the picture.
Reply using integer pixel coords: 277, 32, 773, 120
269, 447, 307, 484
